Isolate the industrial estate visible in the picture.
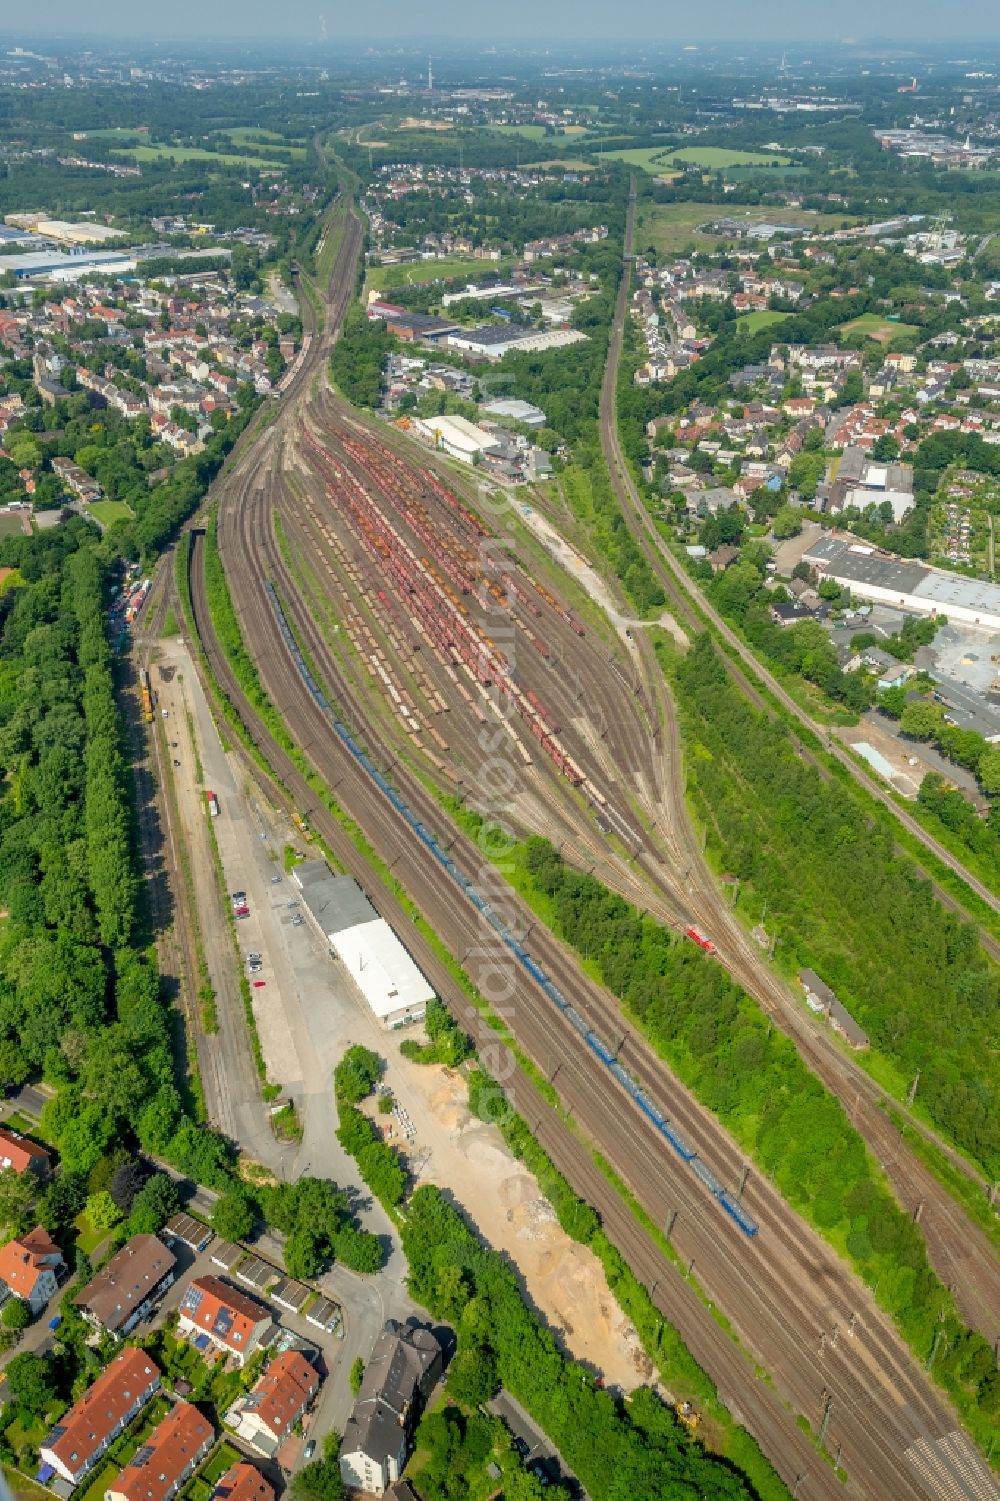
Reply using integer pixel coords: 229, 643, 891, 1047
0, 23, 997, 1501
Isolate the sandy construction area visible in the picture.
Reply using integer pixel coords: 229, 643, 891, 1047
381, 1061, 654, 1392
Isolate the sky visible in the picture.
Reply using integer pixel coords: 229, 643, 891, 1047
8, 0, 1000, 45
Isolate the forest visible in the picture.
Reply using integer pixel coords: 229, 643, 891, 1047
0, 523, 380, 1296
666, 635, 998, 1181
512, 833, 998, 1440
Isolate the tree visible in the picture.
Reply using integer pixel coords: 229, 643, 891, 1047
871, 434, 900, 463
213, 1186, 255, 1243
446, 1345, 498, 1408
5, 1351, 56, 1416
899, 700, 943, 741
772, 505, 802, 540
349, 1356, 364, 1396
334, 1045, 381, 1104
0, 1168, 36, 1242
838, 368, 863, 407
977, 744, 1000, 797
788, 451, 826, 501
1, 1297, 29, 1332
110, 1159, 148, 1212
6, 433, 42, 471
126, 1173, 178, 1235
85, 1190, 122, 1232
285, 1226, 323, 1281
290, 1460, 343, 1501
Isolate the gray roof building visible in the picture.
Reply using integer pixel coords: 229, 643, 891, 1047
340, 1322, 442, 1496
73, 1235, 177, 1336
799, 970, 869, 1049
293, 861, 378, 935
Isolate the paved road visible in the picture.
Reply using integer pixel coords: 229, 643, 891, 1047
157, 641, 418, 1438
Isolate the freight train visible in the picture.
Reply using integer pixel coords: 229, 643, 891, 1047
265, 581, 758, 1240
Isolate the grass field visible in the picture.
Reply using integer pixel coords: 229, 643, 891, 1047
73, 1208, 111, 1256
669, 145, 791, 168
112, 143, 282, 170
224, 127, 306, 146
366, 255, 507, 293
489, 123, 589, 140
88, 500, 134, 527
607, 144, 790, 174
735, 309, 793, 334
603, 146, 687, 173
0, 513, 26, 538
838, 312, 920, 344
637, 200, 849, 254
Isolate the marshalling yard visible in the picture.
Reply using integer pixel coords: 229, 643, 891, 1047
131, 185, 1000, 1501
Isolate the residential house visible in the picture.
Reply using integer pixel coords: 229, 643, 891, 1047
707, 545, 740, 573
340, 1322, 442, 1496
74, 1234, 177, 1339
210, 1462, 274, 1501
225, 1350, 320, 1457
39, 1349, 161, 1487
0, 1228, 65, 1315
177, 1277, 273, 1366
769, 601, 814, 628
105, 1401, 213, 1501
0, 1127, 49, 1179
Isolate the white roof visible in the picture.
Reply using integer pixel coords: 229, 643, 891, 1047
35, 219, 126, 244
331, 918, 434, 1019
424, 413, 497, 454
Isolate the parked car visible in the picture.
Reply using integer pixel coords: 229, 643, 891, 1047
231, 891, 247, 906
252, 980, 266, 989
287, 900, 299, 909
271, 874, 282, 884
291, 914, 304, 927
247, 953, 262, 964
303, 1442, 316, 1461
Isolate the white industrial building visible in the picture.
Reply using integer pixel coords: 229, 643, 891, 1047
0, 248, 134, 280
804, 535, 1000, 632
446, 324, 588, 360
33, 219, 127, 246
293, 862, 433, 1028
416, 413, 500, 465
482, 397, 547, 428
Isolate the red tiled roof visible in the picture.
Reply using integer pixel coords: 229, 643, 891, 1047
179, 1276, 270, 1354
41, 1348, 161, 1480
108, 1401, 212, 1501
0, 1127, 49, 1174
0, 1227, 63, 1299
211, 1462, 274, 1501
243, 1352, 319, 1439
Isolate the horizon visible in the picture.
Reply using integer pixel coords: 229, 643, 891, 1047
1, 4, 999, 48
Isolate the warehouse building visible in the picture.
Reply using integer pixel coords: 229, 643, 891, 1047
445, 323, 588, 360
0, 248, 134, 280
293, 862, 433, 1028
803, 536, 1000, 632
416, 413, 500, 465
33, 219, 127, 246
482, 397, 547, 428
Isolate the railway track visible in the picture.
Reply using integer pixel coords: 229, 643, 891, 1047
183, 186, 998, 1500
210, 434, 990, 1501
595, 180, 1000, 1338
